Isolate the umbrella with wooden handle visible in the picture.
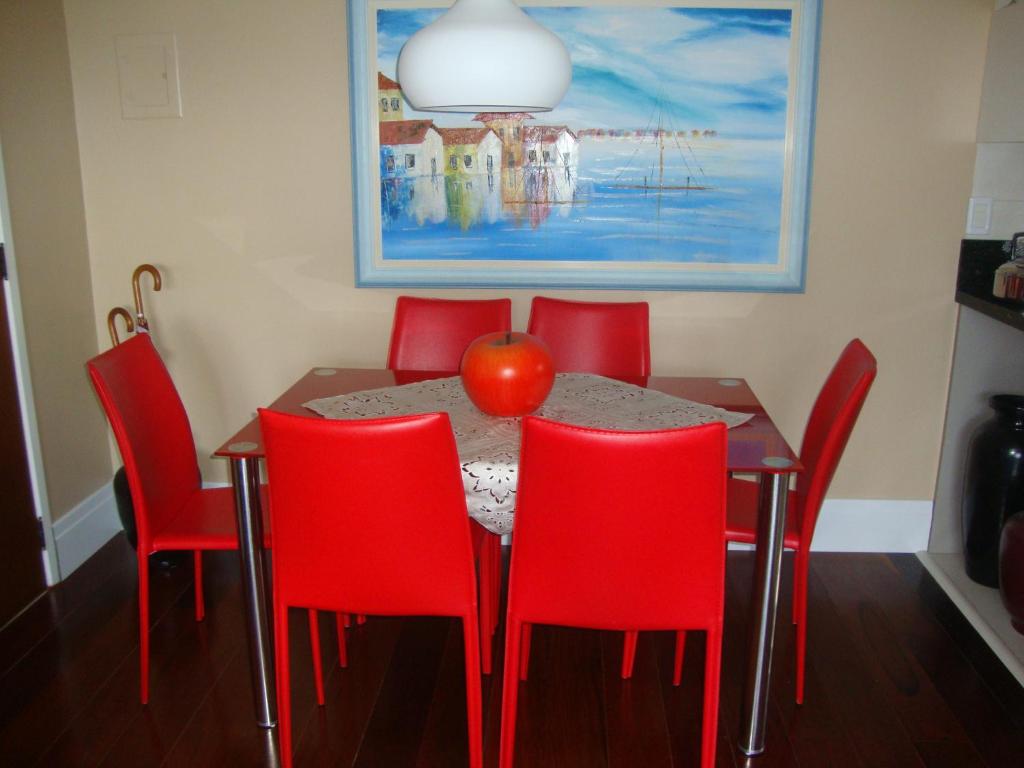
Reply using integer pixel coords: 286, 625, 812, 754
106, 268, 178, 563
131, 264, 161, 332
106, 307, 135, 347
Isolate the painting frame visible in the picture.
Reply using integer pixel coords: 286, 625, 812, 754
348, 0, 821, 291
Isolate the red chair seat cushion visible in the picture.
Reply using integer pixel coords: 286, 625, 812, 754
724, 477, 802, 550
151, 485, 271, 552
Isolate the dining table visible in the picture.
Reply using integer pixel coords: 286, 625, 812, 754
215, 367, 802, 757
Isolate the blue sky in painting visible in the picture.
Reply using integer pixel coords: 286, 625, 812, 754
375, 3, 793, 139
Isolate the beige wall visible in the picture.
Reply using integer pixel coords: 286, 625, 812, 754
0, 0, 111, 521
62, 0, 991, 500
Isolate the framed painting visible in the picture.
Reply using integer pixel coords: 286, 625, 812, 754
348, 0, 821, 291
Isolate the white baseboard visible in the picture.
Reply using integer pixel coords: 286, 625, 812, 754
207, 482, 931, 552
52, 482, 122, 579
51, 480, 223, 581
48, 488, 932, 579
811, 498, 932, 552
728, 498, 933, 553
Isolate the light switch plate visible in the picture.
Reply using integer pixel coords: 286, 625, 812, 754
966, 197, 993, 236
115, 34, 182, 119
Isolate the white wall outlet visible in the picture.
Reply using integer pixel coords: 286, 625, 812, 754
115, 34, 182, 119
966, 197, 993, 236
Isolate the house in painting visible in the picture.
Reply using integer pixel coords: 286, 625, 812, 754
470, 113, 579, 206
436, 127, 503, 228
436, 127, 503, 178
522, 125, 578, 176
518, 125, 579, 204
378, 119, 445, 225
378, 119, 442, 179
472, 112, 535, 168
377, 72, 403, 122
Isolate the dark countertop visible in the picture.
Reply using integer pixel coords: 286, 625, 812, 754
956, 239, 1024, 333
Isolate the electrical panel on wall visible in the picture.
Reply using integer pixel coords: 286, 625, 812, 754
966, 197, 993, 236
115, 34, 182, 119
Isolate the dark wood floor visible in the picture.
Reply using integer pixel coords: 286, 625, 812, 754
2, 537, 1023, 767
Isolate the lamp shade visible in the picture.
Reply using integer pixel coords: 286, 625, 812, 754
396, 0, 572, 113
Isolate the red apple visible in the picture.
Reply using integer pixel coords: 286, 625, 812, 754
460, 332, 555, 417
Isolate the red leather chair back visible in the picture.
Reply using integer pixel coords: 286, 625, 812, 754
86, 334, 201, 553
526, 296, 651, 377
795, 339, 877, 542
259, 409, 477, 616
387, 296, 512, 372
509, 417, 727, 630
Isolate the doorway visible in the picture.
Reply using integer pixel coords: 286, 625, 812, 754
0, 241, 45, 627
0, 139, 50, 628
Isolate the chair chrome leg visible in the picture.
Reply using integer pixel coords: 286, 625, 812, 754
738, 471, 790, 755
230, 456, 277, 727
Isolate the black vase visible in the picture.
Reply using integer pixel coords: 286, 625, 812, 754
113, 465, 183, 568
962, 394, 1024, 587
113, 466, 137, 549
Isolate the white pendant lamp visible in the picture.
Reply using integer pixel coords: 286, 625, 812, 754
397, 0, 572, 113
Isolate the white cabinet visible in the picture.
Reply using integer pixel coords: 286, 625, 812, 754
926, 2, 1024, 687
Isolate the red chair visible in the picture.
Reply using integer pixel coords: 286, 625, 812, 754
387, 295, 512, 372
526, 296, 651, 674
500, 417, 727, 768
724, 338, 877, 704
384, 294, 506, 673
86, 334, 270, 704
526, 296, 651, 377
259, 410, 483, 768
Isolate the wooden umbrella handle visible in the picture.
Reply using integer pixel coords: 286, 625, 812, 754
107, 307, 135, 347
131, 264, 162, 331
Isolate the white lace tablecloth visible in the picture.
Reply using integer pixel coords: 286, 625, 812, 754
304, 373, 752, 534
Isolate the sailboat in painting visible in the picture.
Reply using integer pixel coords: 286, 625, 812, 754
610, 122, 714, 193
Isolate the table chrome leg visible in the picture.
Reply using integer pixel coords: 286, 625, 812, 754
230, 456, 277, 728
738, 471, 790, 755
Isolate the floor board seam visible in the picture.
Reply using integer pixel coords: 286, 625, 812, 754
157, 644, 244, 767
